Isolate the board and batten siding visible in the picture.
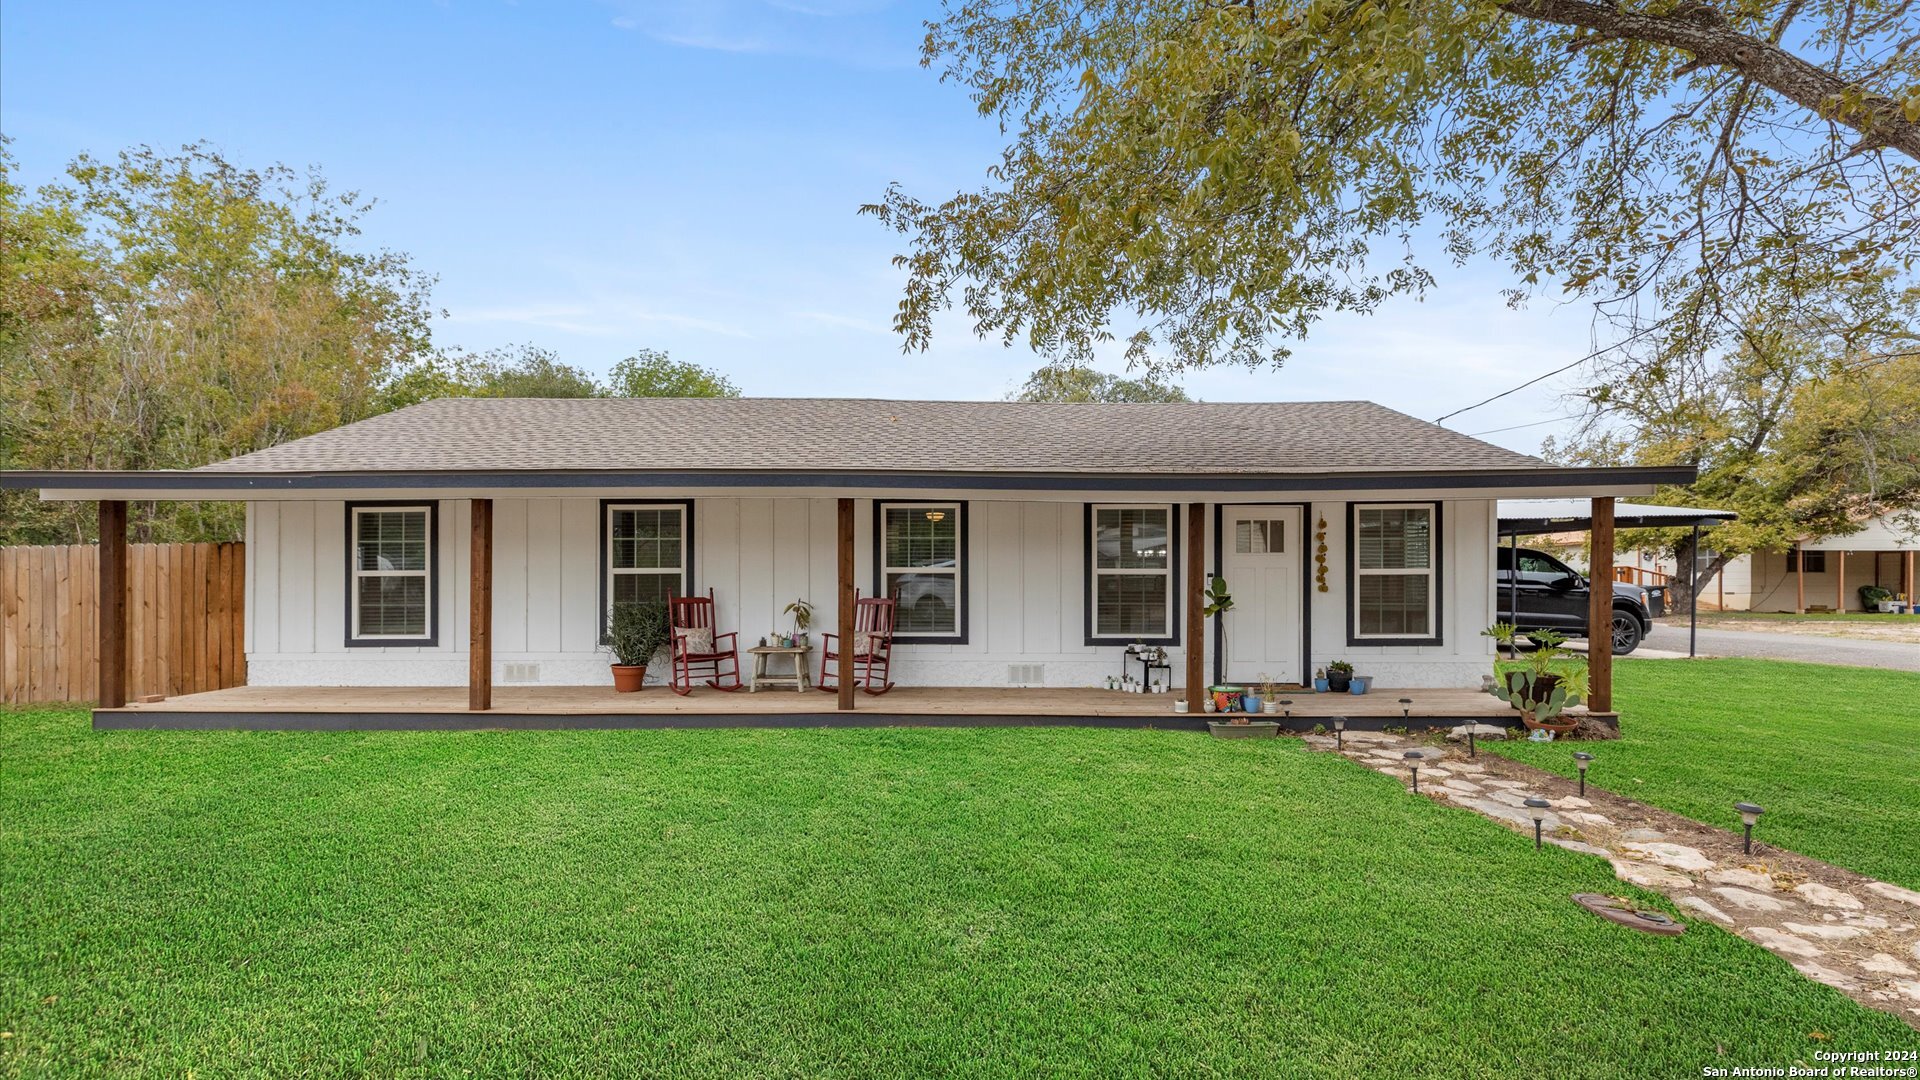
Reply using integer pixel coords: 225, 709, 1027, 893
245, 496, 1499, 689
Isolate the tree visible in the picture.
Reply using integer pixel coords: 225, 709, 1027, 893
1010, 364, 1191, 402
865, 1, 1918, 381
0, 142, 436, 544
1546, 302, 1920, 608
604, 349, 742, 398
474, 345, 602, 398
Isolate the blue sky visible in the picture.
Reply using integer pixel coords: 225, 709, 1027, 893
3, 0, 1596, 453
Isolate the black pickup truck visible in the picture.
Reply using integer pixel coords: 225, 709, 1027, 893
1496, 546, 1656, 655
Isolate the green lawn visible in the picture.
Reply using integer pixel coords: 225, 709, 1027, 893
1493, 658, 1920, 890
2, 709, 1911, 1077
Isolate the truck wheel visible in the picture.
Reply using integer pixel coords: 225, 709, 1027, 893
1611, 611, 1643, 655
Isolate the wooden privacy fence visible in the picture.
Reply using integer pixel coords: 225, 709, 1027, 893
0, 543, 246, 705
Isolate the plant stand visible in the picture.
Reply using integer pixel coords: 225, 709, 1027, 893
748, 645, 813, 692
1208, 721, 1280, 739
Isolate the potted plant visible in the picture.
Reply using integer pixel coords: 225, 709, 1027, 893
1348, 673, 1372, 696
1312, 667, 1329, 693
1258, 676, 1282, 715
784, 598, 814, 647
1242, 684, 1264, 715
1481, 621, 1517, 687
1491, 629, 1589, 733
1325, 660, 1354, 693
1210, 685, 1243, 715
1203, 574, 1234, 670
605, 599, 671, 692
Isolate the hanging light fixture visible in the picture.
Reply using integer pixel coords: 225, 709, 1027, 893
925, 510, 946, 523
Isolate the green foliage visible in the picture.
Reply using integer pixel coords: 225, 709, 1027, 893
4, 705, 1910, 1071
867, 1, 1917, 388
1491, 669, 1572, 725
1201, 574, 1233, 618
606, 349, 742, 398
782, 598, 814, 632
605, 599, 670, 669
1493, 659, 1920, 890
1325, 660, 1353, 676
0, 141, 437, 543
1010, 364, 1189, 403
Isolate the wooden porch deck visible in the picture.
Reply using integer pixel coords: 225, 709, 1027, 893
94, 684, 1535, 731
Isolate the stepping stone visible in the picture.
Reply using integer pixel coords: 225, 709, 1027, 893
1420, 767, 1453, 779
1436, 781, 1483, 797
1374, 767, 1402, 777
1302, 735, 1339, 750
1780, 922, 1867, 941
1613, 859, 1694, 891
1470, 799, 1560, 831
1485, 790, 1529, 808
1447, 762, 1487, 774
1446, 724, 1507, 742
1707, 867, 1774, 891
1867, 881, 1920, 908
1554, 796, 1593, 809
1620, 842, 1714, 872
1621, 828, 1667, 842
1483, 779, 1531, 790
1549, 838, 1610, 857
1794, 883, 1865, 910
1895, 981, 1920, 1002
1792, 960, 1861, 991
1744, 927, 1823, 959
1563, 811, 1614, 827
1862, 953, 1917, 977
1678, 896, 1734, 926
1912, 942, 1920, 964
1713, 886, 1793, 913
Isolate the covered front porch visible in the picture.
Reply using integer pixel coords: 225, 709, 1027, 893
93, 682, 1545, 731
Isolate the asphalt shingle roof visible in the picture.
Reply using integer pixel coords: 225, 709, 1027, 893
202, 397, 1547, 476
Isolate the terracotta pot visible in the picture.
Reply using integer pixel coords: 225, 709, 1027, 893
1522, 714, 1579, 734
610, 664, 647, 692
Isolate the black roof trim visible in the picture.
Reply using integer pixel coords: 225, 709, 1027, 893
2, 465, 1699, 494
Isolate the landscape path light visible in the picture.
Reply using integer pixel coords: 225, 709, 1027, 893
1404, 750, 1423, 794
1573, 752, 1593, 796
1280, 698, 1293, 720
1398, 697, 1413, 721
1735, 802, 1765, 854
1333, 716, 1345, 750
1524, 797, 1552, 850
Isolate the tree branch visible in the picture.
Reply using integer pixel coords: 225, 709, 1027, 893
1498, 0, 1920, 160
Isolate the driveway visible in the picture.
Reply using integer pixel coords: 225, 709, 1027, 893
1625, 623, 1920, 672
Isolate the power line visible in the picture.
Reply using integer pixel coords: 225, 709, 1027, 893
1432, 319, 1672, 425
1466, 414, 1583, 437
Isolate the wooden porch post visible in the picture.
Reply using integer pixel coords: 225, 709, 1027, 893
1907, 550, 1915, 610
98, 500, 128, 708
1795, 545, 1806, 613
469, 498, 492, 712
1587, 497, 1614, 715
1186, 502, 1205, 713
1836, 550, 1846, 612
837, 498, 855, 712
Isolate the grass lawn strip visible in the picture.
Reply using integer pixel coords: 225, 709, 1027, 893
2, 707, 1912, 1076
1491, 659, 1920, 892
1321, 729, 1920, 1026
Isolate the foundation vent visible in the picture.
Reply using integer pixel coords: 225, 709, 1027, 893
1007, 663, 1046, 687
503, 662, 541, 684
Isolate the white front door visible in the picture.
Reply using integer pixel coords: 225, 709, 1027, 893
1221, 506, 1304, 683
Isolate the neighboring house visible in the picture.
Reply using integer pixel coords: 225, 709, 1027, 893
1618, 510, 1919, 612
6, 398, 1690, 707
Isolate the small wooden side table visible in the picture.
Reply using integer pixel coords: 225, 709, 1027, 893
747, 645, 813, 692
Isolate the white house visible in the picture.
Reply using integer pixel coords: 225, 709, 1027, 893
7, 397, 1692, 726
1617, 509, 1918, 613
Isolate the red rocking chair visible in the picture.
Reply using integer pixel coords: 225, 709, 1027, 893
668, 589, 742, 695
818, 592, 896, 695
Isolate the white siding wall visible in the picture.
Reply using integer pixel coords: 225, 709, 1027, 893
247, 495, 1500, 689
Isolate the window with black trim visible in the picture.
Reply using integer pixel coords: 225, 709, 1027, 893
1087, 504, 1177, 642
1352, 503, 1440, 642
876, 501, 965, 640
1786, 549, 1826, 573
604, 502, 691, 618
347, 503, 436, 645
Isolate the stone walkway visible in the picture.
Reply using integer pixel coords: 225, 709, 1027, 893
1302, 728, 1920, 1028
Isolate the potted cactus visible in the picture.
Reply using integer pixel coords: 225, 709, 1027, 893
1491, 631, 1588, 733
